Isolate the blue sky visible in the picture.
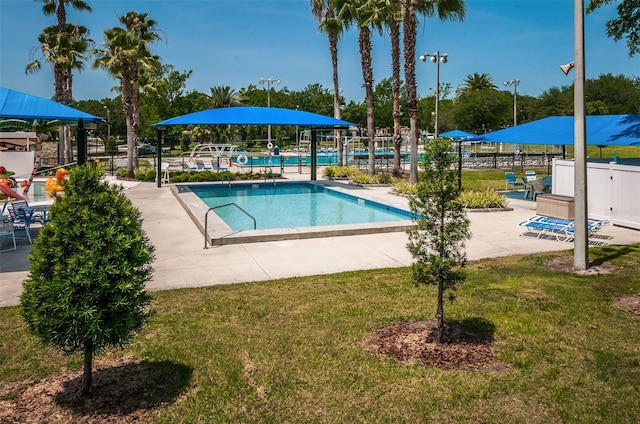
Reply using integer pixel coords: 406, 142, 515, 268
1, 0, 638, 106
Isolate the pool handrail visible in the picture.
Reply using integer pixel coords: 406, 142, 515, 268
204, 203, 256, 249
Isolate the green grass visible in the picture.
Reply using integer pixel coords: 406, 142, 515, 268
2, 245, 640, 423
462, 167, 549, 191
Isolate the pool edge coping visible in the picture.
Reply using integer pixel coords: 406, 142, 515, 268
170, 180, 418, 246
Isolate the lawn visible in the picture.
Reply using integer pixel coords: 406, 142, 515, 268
1, 245, 639, 423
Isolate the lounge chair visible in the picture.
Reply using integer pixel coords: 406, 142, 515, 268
518, 215, 609, 243
525, 171, 537, 182
505, 172, 524, 191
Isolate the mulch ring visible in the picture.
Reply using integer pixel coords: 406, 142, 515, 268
614, 295, 640, 317
0, 357, 185, 424
365, 319, 509, 372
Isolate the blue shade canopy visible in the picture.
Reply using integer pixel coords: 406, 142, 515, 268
440, 129, 477, 139
468, 115, 640, 146
0, 87, 101, 123
152, 106, 357, 129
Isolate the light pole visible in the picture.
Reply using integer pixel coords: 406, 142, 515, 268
503, 78, 520, 127
559, 0, 588, 271
103, 105, 111, 156
419, 51, 447, 139
259, 77, 280, 148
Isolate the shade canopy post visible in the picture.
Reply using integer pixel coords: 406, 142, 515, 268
77, 119, 86, 165
311, 129, 317, 181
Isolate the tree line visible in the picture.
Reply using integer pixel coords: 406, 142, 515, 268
26, 0, 640, 181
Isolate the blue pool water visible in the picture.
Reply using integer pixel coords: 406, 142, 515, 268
233, 150, 421, 168
189, 182, 415, 231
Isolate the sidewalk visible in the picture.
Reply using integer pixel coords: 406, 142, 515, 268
2, 174, 638, 308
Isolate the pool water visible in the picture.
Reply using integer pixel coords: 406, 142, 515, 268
14, 180, 53, 203
189, 182, 415, 231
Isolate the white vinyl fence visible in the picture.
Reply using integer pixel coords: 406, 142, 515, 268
553, 159, 640, 230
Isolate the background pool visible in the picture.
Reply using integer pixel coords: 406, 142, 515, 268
190, 182, 415, 231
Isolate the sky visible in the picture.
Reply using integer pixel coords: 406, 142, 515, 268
1, 0, 638, 110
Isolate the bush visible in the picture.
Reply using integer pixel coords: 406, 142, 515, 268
20, 165, 155, 396
323, 166, 360, 179
392, 179, 418, 196
459, 188, 508, 209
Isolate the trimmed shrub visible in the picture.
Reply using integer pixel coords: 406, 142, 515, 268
459, 188, 508, 209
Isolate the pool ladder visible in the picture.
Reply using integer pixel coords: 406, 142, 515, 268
263, 167, 276, 186
222, 171, 231, 187
204, 203, 256, 249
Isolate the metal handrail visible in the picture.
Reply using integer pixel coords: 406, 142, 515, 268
204, 203, 256, 249
263, 167, 276, 186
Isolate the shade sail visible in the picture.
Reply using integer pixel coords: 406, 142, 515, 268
152, 106, 357, 129
440, 129, 476, 139
0, 87, 101, 123
468, 115, 640, 146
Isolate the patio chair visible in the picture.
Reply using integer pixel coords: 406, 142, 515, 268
522, 177, 532, 199
7, 200, 45, 225
0, 219, 17, 252
8, 205, 35, 244
505, 172, 524, 190
525, 170, 537, 182
530, 179, 547, 201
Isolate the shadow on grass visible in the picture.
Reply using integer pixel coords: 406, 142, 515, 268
590, 244, 639, 267
54, 359, 192, 417
429, 317, 496, 344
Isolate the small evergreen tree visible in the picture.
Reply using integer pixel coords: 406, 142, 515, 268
105, 135, 118, 155
406, 137, 471, 343
20, 165, 155, 397
180, 133, 191, 152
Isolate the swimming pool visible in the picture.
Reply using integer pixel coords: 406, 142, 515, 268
172, 181, 418, 245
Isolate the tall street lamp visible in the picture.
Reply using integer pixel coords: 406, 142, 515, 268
259, 77, 280, 148
503, 78, 520, 127
419, 51, 447, 139
104, 106, 111, 139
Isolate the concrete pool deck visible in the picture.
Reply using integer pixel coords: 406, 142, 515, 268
1, 172, 639, 307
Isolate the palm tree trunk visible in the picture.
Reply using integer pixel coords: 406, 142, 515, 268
22, 130, 42, 195
329, 33, 344, 166
403, 2, 419, 184
390, 20, 402, 175
358, 27, 376, 177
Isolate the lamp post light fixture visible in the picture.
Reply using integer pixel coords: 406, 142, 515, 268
419, 51, 447, 139
259, 77, 280, 149
503, 78, 520, 127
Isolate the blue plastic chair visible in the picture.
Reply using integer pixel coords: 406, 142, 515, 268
505, 172, 524, 190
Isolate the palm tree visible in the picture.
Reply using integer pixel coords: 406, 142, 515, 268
455, 72, 498, 97
336, 0, 385, 176
93, 11, 162, 178
35, 0, 92, 104
310, 0, 346, 165
402, 0, 465, 183
34, 0, 92, 165
380, 0, 404, 174
210, 86, 245, 108
26, 23, 93, 163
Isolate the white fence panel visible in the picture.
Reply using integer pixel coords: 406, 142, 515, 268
552, 159, 640, 230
